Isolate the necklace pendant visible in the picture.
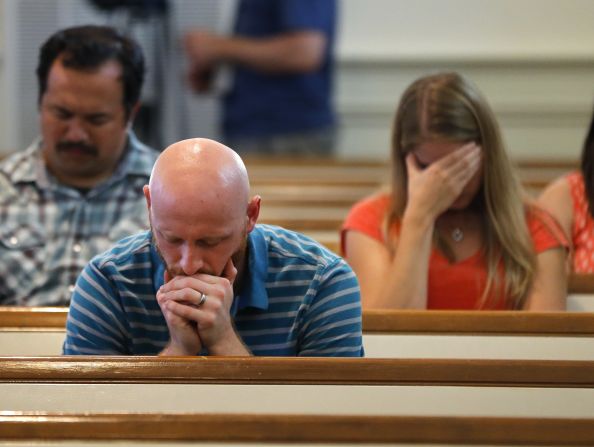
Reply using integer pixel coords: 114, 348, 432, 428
451, 228, 464, 242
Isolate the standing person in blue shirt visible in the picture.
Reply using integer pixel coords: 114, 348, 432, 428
183, 0, 337, 157
0, 25, 158, 306
63, 138, 363, 356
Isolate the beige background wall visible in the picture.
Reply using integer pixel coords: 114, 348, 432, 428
1, 0, 593, 160
338, 0, 594, 59
336, 0, 594, 160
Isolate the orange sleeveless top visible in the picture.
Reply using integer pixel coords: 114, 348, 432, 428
341, 193, 567, 310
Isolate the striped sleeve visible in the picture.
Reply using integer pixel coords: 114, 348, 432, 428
62, 260, 131, 355
298, 258, 363, 357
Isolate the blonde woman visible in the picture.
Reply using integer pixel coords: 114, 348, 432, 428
341, 72, 567, 310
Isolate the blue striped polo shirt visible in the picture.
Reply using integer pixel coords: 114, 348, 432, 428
63, 224, 363, 356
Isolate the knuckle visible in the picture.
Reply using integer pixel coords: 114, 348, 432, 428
176, 277, 191, 288
202, 313, 215, 327
210, 298, 223, 312
460, 157, 472, 170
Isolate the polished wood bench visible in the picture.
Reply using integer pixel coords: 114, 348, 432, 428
568, 274, 594, 311
258, 205, 346, 231
0, 306, 66, 355
245, 157, 576, 185
244, 158, 579, 222
246, 159, 389, 188
363, 310, 594, 359
0, 357, 592, 419
253, 178, 566, 207
243, 156, 578, 235
1, 412, 593, 445
254, 183, 376, 207
2, 307, 594, 358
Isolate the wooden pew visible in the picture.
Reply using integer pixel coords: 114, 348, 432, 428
363, 310, 594, 359
569, 274, 594, 311
243, 157, 574, 214
2, 307, 594, 359
258, 205, 345, 231
0, 357, 593, 418
244, 157, 578, 234
253, 177, 564, 207
0, 306, 67, 355
245, 158, 389, 188
245, 157, 576, 187
245, 157, 576, 197
2, 412, 593, 445
254, 183, 376, 207
1, 285, 591, 446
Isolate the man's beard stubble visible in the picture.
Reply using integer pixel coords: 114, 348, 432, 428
150, 224, 248, 283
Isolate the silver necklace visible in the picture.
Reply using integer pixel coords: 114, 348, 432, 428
451, 227, 464, 242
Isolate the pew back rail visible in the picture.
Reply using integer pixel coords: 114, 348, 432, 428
1, 357, 593, 388
1, 412, 593, 445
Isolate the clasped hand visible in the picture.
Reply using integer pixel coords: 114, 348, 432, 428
157, 259, 237, 355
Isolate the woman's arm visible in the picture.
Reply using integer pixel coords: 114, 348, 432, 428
537, 177, 573, 250
524, 248, 567, 311
344, 143, 482, 309
344, 212, 434, 309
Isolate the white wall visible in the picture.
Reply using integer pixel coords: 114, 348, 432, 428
1, 0, 594, 159
337, 0, 594, 59
335, 0, 594, 160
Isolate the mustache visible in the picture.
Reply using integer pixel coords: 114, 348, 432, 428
56, 141, 98, 156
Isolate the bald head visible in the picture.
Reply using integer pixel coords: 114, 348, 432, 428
148, 138, 250, 219
145, 138, 260, 279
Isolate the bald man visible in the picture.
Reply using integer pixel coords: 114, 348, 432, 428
63, 138, 363, 356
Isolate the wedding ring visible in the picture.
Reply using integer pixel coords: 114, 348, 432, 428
197, 292, 207, 308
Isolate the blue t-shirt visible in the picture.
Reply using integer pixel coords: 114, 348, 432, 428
223, 0, 337, 139
63, 224, 363, 356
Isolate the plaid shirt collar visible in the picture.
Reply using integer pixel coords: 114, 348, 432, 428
3, 131, 154, 190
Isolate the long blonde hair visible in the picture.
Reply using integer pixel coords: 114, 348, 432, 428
387, 72, 535, 309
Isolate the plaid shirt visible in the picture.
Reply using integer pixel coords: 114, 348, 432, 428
0, 132, 158, 306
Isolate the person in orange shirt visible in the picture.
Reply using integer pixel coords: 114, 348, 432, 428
341, 72, 567, 311
538, 105, 594, 273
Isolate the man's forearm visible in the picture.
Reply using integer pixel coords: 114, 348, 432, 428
217, 31, 326, 74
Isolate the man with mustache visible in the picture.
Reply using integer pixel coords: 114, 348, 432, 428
0, 26, 158, 306
63, 138, 363, 356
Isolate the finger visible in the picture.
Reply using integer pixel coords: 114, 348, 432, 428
163, 269, 173, 284
157, 290, 191, 324
159, 287, 204, 307
447, 144, 481, 180
186, 269, 230, 287
405, 152, 421, 177
432, 142, 479, 177
156, 287, 166, 306
165, 300, 202, 322
161, 274, 203, 292
431, 142, 478, 172
223, 258, 238, 284
458, 141, 479, 152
